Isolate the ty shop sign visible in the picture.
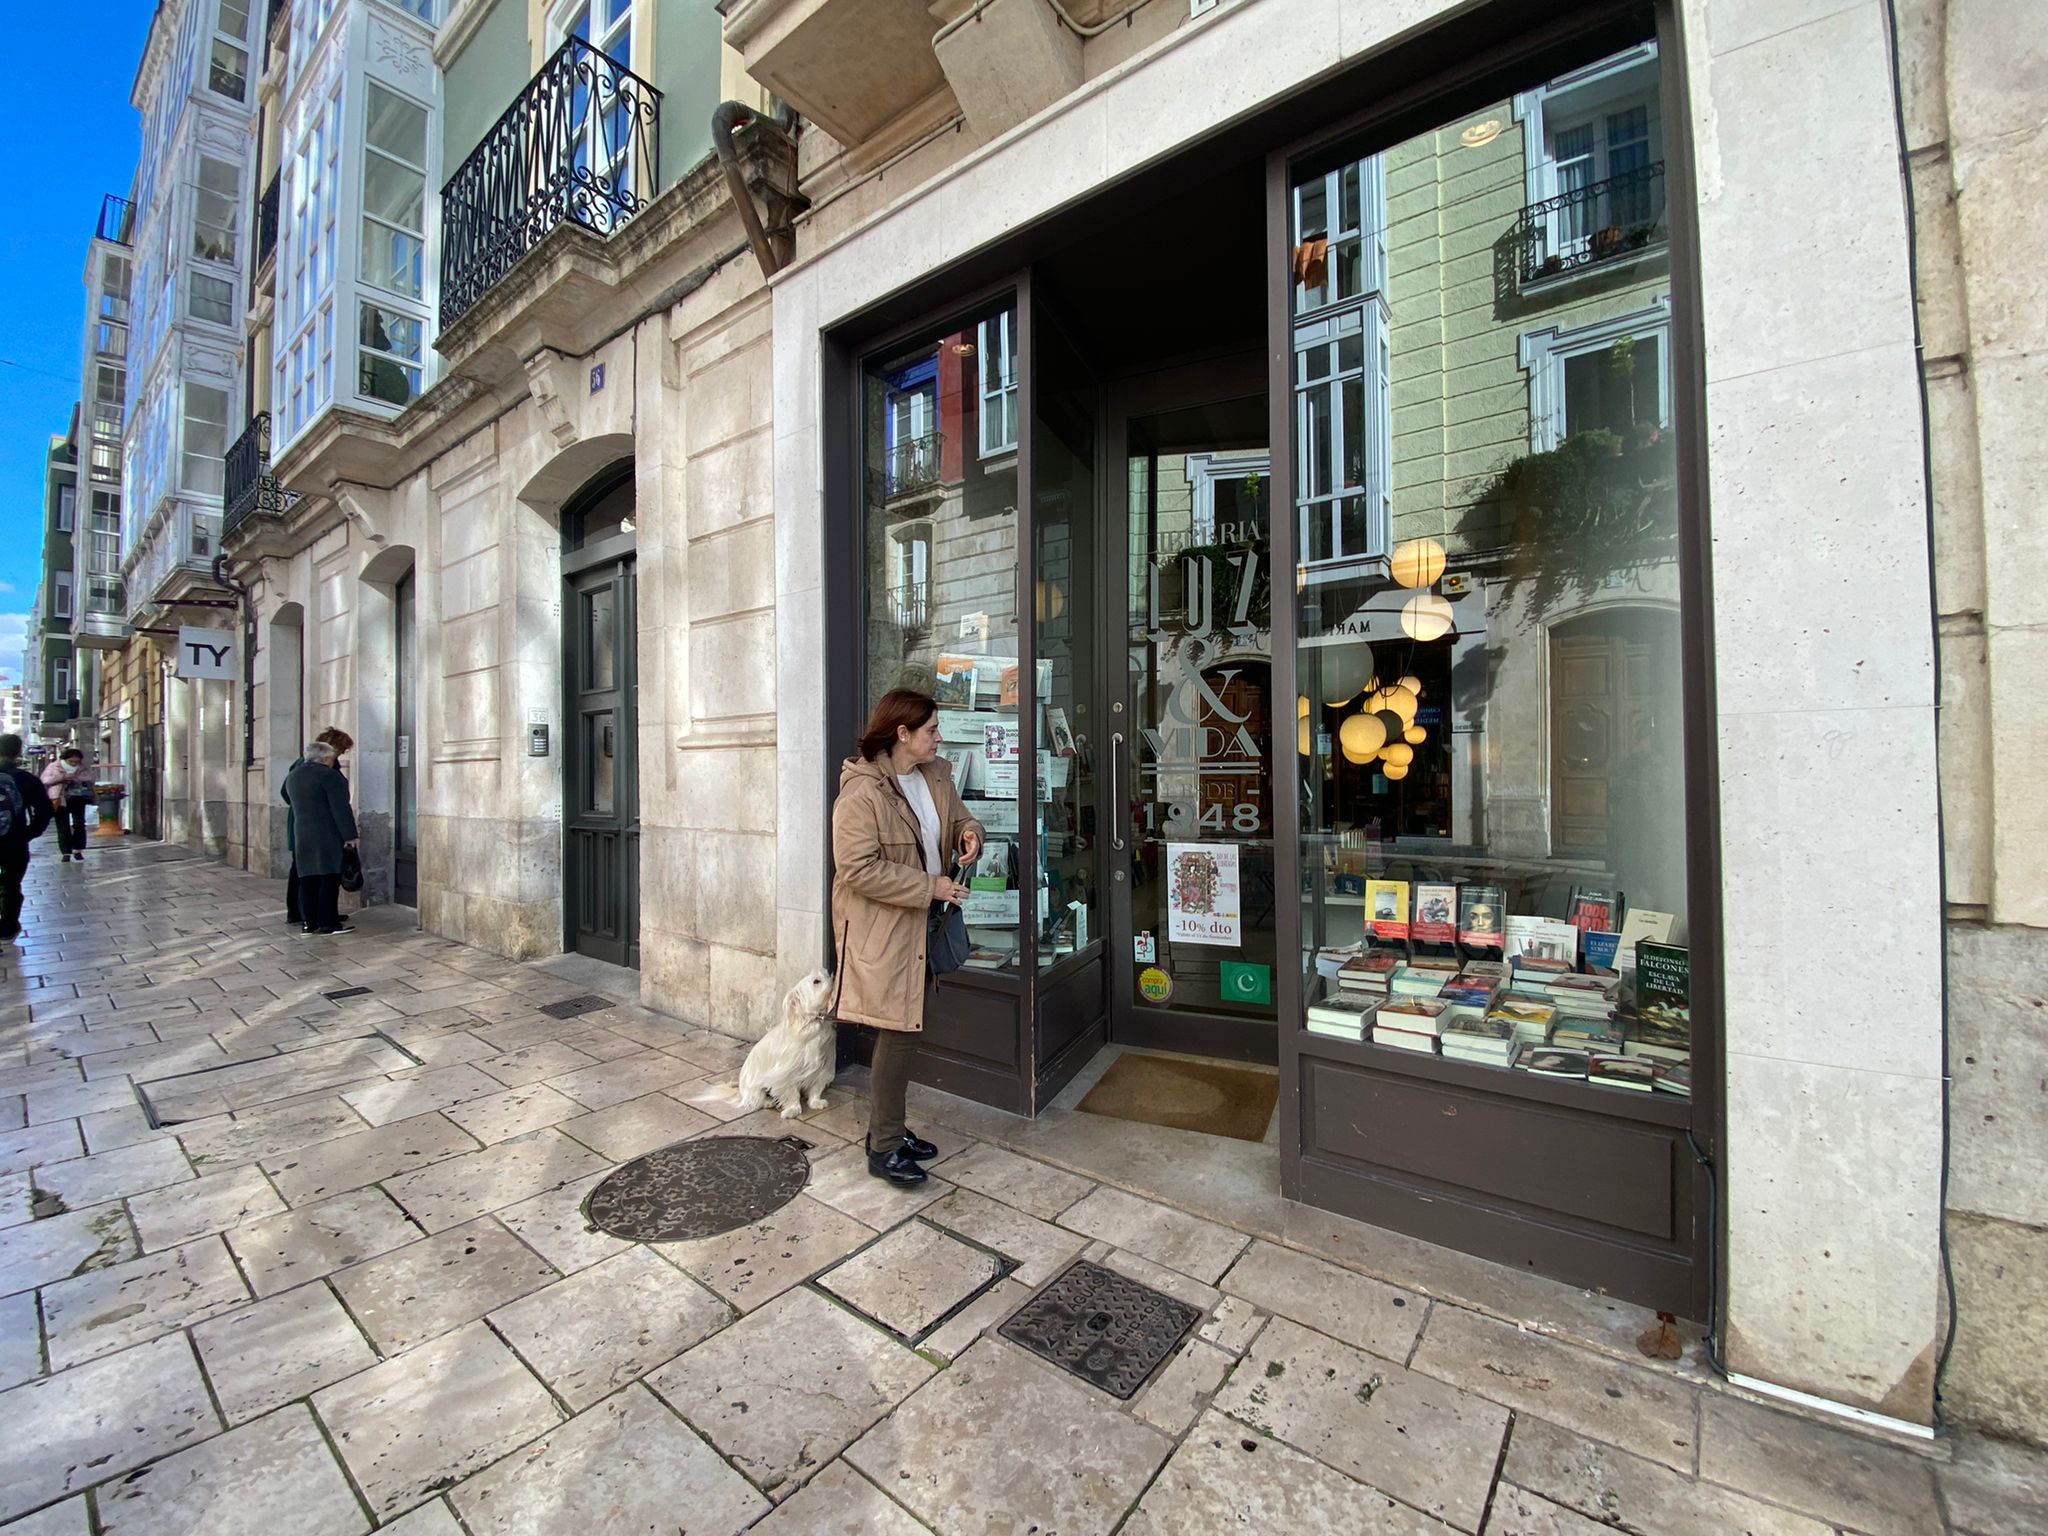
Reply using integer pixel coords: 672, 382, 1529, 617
176, 627, 236, 680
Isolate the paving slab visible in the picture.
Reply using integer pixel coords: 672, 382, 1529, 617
557, 1089, 717, 1162
379, 1128, 608, 1232
473, 1041, 601, 1088
745, 1460, 933, 1535
652, 1193, 874, 1313
128, 1165, 286, 1252
1091, 1241, 1225, 1315
0, 1289, 40, 1390
667, 1074, 754, 1123
0, 1497, 91, 1535
443, 1082, 586, 1145
191, 1282, 382, 1425
547, 1050, 705, 1112
802, 1142, 953, 1231
1128, 1406, 1456, 1534
314, 1320, 563, 1521
490, 1169, 631, 1273
41, 1235, 251, 1369
1502, 1414, 1831, 1536
0, 1120, 85, 1177
489, 1246, 729, 1409
1058, 1186, 1248, 1284
919, 1275, 1035, 1365
223, 1186, 421, 1296
1221, 1239, 1426, 1363
922, 1188, 1090, 1285
0, 1200, 137, 1297
1482, 1484, 1623, 1534
400, 1031, 499, 1068
551, 1025, 650, 1062
31, 1138, 193, 1210
847, 1337, 1172, 1536
650, 1285, 938, 1500
176, 1097, 367, 1174
1939, 1432, 2048, 1536
1410, 1306, 1698, 1474
0, 1170, 28, 1228
93, 1402, 368, 1536
1216, 1314, 1509, 1532
341, 1064, 507, 1128
449, 1382, 769, 1535
929, 1139, 1093, 1219
334, 1217, 559, 1354
817, 1220, 1002, 1337
26, 1076, 146, 1123
260, 1112, 480, 1207
1198, 1294, 1268, 1357
377, 1500, 464, 1535
1696, 1391, 1943, 1536
0, 1333, 221, 1521
76, 1100, 166, 1153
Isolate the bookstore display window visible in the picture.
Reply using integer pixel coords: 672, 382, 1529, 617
861, 299, 1029, 973
1291, 42, 1692, 1095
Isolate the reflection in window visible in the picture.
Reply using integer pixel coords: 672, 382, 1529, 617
1295, 39, 1691, 1092
359, 301, 423, 407
862, 302, 1023, 971
978, 312, 1018, 458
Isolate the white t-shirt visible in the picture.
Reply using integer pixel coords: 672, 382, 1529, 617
896, 771, 943, 878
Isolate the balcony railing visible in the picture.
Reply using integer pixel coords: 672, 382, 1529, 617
438, 37, 662, 328
869, 432, 944, 503
223, 412, 292, 538
1513, 162, 1667, 286
97, 194, 134, 246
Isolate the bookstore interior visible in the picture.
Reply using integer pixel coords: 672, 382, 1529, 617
833, 12, 1707, 1311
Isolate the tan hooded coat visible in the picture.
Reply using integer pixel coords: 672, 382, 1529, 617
830, 753, 984, 1032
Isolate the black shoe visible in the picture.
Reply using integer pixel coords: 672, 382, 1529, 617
315, 923, 356, 935
901, 1130, 938, 1160
866, 1138, 928, 1186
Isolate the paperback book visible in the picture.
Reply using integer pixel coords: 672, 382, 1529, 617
934, 655, 980, 707
1457, 884, 1506, 950
1588, 1053, 1655, 1092
1514, 1044, 1591, 1079
1411, 882, 1458, 945
1365, 879, 1411, 942
1339, 951, 1401, 994
1503, 914, 1579, 969
1306, 994, 1378, 1040
1442, 1014, 1517, 1065
1635, 942, 1691, 1035
1567, 885, 1623, 936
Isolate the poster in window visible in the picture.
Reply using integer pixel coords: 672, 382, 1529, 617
1166, 841, 1241, 947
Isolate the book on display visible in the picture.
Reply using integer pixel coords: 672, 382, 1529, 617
1442, 1014, 1517, 1065
1457, 884, 1506, 950
1306, 994, 1378, 1040
1567, 885, 1623, 936
1514, 1044, 1591, 1078
1623, 1021, 1690, 1064
1411, 882, 1458, 945
1486, 995, 1556, 1043
1649, 1060, 1692, 1096
1588, 1053, 1656, 1092
1376, 996, 1450, 1030
1551, 1017, 1624, 1054
1503, 915, 1579, 968
1390, 958, 1460, 998
1338, 951, 1400, 993
1365, 880, 1411, 942
1634, 942, 1691, 1035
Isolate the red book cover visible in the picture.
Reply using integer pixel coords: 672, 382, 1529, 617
1411, 882, 1457, 945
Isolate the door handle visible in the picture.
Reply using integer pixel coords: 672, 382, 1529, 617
1109, 732, 1126, 852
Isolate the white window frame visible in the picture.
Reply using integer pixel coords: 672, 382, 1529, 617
180, 381, 232, 497
1518, 298, 1673, 453
208, 0, 251, 104
978, 311, 1018, 459
1512, 43, 1662, 273
55, 485, 75, 533
360, 81, 431, 303
888, 520, 932, 625
53, 572, 74, 620
277, 85, 341, 446
52, 660, 71, 702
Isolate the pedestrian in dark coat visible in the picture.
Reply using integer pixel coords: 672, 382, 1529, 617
0, 733, 54, 941
282, 726, 353, 925
283, 742, 358, 935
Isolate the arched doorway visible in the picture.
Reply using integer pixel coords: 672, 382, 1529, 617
561, 465, 639, 967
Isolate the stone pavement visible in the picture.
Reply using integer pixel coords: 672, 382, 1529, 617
0, 842, 2041, 1535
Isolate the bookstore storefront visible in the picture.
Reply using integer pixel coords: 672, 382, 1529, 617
782, 0, 1943, 1408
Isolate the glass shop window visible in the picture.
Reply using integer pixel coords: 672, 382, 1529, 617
1291, 38, 1693, 1096
861, 299, 1025, 974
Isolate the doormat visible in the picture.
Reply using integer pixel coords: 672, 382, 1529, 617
998, 1259, 1201, 1399
1074, 1053, 1279, 1143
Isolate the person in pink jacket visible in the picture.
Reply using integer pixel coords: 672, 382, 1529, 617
41, 749, 94, 864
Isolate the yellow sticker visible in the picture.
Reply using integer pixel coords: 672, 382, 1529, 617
1138, 967, 1174, 1004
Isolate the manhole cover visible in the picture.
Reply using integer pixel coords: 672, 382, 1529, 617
538, 994, 612, 1020
584, 1137, 812, 1243
998, 1260, 1201, 1399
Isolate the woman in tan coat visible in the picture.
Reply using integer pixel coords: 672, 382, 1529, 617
833, 688, 983, 1185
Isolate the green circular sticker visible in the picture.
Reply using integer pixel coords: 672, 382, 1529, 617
1138, 967, 1174, 1004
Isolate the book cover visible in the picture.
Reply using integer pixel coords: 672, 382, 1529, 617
999, 664, 1021, 708
1635, 942, 1691, 1033
1444, 1014, 1515, 1044
1047, 707, 1077, 757
1515, 1045, 1591, 1077
1616, 908, 1677, 954
934, 655, 980, 707
1458, 885, 1506, 949
1589, 1054, 1656, 1091
1567, 885, 1622, 935
1504, 915, 1579, 967
1650, 1060, 1693, 1095
1582, 930, 1622, 973
1365, 879, 1411, 941
1412, 882, 1457, 945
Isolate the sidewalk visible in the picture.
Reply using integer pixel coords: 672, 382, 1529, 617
0, 841, 2039, 1534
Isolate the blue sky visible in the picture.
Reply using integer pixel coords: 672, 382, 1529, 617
0, 6, 154, 688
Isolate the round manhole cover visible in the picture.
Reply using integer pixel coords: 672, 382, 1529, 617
584, 1136, 812, 1243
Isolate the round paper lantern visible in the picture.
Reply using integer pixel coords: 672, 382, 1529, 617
1339, 713, 1388, 761
1401, 593, 1455, 642
1403, 725, 1427, 745
1297, 715, 1312, 757
1383, 762, 1410, 781
1381, 742, 1414, 767
1373, 710, 1406, 745
1322, 645, 1373, 707
1396, 674, 1422, 697
1297, 695, 1311, 718
1390, 537, 1447, 590
1384, 685, 1418, 724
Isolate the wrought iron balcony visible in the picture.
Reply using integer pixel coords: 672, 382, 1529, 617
223, 412, 291, 538
439, 36, 662, 328
869, 431, 944, 504
1513, 162, 1667, 287
96, 194, 134, 245
255, 172, 280, 275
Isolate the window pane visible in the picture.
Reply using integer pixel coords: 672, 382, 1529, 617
362, 153, 424, 229
189, 272, 235, 326
209, 40, 247, 101
861, 301, 1022, 971
1290, 39, 1690, 1082
218, 0, 251, 40
365, 84, 428, 165
181, 383, 230, 493
361, 222, 424, 299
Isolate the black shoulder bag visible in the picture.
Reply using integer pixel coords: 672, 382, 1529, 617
927, 857, 973, 975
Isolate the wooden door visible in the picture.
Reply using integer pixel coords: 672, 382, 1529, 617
1550, 628, 1652, 854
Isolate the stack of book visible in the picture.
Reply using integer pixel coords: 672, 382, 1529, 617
1509, 953, 1574, 989
1623, 1019, 1690, 1064
1486, 994, 1556, 1048
1372, 996, 1449, 1053
1551, 1014, 1625, 1054
1547, 973, 1618, 1020
1588, 1054, 1655, 1092
1514, 1044, 1590, 1079
1391, 957, 1461, 999
1648, 1060, 1691, 1096
1338, 952, 1399, 998
1460, 958, 1509, 990
1441, 1013, 1517, 1067
1438, 969, 1498, 1017
1306, 990, 1378, 1041
1314, 946, 1359, 981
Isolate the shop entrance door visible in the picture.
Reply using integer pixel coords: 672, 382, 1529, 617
563, 556, 639, 968
1103, 384, 1278, 1062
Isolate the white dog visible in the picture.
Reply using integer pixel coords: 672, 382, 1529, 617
734, 969, 838, 1118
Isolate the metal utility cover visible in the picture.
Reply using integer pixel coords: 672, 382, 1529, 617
584, 1137, 812, 1243
998, 1260, 1202, 1399
537, 994, 613, 1020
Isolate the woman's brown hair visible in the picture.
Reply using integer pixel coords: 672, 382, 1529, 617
317, 727, 355, 754
858, 689, 937, 762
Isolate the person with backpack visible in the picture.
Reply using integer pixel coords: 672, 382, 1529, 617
40, 748, 95, 863
0, 734, 54, 941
